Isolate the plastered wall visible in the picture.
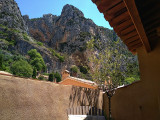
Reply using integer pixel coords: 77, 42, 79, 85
0, 75, 103, 120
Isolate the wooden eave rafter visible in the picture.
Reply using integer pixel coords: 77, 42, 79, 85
92, 0, 151, 53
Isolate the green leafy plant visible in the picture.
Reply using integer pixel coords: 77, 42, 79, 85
79, 65, 88, 74
11, 60, 33, 78
23, 33, 29, 41
49, 48, 65, 62
37, 41, 43, 46
32, 67, 37, 79
38, 75, 45, 80
59, 56, 65, 62
10, 28, 20, 33
54, 72, 61, 82
0, 54, 6, 70
48, 73, 54, 82
28, 49, 46, 72
71, 65, 78, 73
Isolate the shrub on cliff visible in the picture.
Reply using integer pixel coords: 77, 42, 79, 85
37, 41, 43, 46
71, 65, 78, 73
79, 65, 88, 74
49, 48, 65, 62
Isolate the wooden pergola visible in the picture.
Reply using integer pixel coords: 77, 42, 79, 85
92, 0, 160, 53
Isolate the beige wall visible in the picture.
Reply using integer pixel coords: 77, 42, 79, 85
103, 40, 160, 120
0, 75, 103, 120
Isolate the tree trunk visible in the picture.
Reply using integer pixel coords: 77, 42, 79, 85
108, 96, 112, 120
106, 89, 115, 120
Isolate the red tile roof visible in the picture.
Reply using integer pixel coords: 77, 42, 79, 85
59, 77, 98, 89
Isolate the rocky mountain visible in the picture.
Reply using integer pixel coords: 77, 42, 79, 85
24, 4, 115, 53
0, 0, 139, 81
23, 4, 121, 67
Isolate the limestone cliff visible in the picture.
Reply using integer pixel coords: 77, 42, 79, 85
0, 0, 138, 77
24, 4, 116, 54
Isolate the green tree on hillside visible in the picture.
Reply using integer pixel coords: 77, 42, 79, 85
54, 72, 61, 82
0, 54, 5, 70
48, 73, 54, 82
32, 67, 37, 79
28, 49, 46, 72
11, 60, 33, 77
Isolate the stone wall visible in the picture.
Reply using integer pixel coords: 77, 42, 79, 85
0, 74, 103, 120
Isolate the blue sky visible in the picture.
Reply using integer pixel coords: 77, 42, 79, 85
15, 0, 112, 29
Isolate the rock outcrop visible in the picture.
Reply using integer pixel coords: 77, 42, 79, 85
0, 0, 28, 32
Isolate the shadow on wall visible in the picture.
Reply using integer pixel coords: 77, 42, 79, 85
84, 116, 106, 120
67, 106, 104, 116
69, 86, 101, 108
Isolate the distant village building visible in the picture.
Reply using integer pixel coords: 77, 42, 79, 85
59, 70, 98, 89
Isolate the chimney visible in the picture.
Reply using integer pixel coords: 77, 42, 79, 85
62, 70, 70, 80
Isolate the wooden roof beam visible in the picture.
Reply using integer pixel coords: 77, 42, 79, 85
128, 43, 143, 51
104, 1, 126, 21
107, 10, 130, 27
120, 25, 135, 36
114, 19, 133, 32
124, 0, 151, 52
127, 40, 142, 48
123, 35, 139, 44
98, 0, 122, 13
120, 30, 138, 41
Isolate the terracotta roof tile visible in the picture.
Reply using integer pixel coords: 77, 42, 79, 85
59, 77, 97, 89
